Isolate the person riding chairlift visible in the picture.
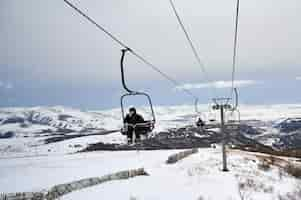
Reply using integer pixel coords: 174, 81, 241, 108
124, 107, 145, 144
196, 117, 205, 129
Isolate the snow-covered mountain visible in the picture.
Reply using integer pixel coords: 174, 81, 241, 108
1, 104, 301, 200
0, 104, 301, 157
0, 106, 117, 138
274, 118, 301, 133
248, 117, 301, 150
1, 104, 300, 136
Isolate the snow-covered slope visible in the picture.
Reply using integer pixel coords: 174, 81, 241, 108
1, 148, 301, 200
1, 104, 301, 199
0, 106, 110, 137
1, 104, 301, 136
0, 104, 301, 157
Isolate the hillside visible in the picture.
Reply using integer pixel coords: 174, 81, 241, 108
1, 104, 301, 199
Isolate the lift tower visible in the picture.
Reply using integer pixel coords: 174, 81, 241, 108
212, 98, 232, 172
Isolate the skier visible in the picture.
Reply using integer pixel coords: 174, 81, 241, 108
124, 107, 145, 144
196, 117, 205, 128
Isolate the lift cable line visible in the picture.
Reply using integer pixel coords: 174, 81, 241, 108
231, 0, 240, 98
63, 0, 198, 100
168, 1, 216, 86
168, 0, 217, 106
63, 0, 127, 49
130, 50, 198, 99
169, 0, 207, 76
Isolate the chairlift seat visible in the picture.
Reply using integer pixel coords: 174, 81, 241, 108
122, 120, 155, 135
134, 120, 155, 133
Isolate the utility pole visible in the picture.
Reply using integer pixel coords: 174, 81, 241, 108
212, 98, 232, 172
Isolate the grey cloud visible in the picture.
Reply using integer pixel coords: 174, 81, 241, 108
0, 81, 13, 89
1, 0, 300, 88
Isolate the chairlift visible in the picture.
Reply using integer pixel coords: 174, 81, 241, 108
208, 103, 218, 123
194, 98, 219, 129
194, 98, 207, 127
226, 109, 240, 131
119, 48, 156, 138
229, 88, 240, 122
227, 110, 240, 123
194, 98, 208, 119
225, 88, 240, 132
199, 102, 219, 129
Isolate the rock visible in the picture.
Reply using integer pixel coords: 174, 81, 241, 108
166, 149, 198, 164
0, 131, 15, 139
273, 130, 301, 150
44, 168, 148, 200
239, 124, 263, 135
0, 192, 44, 200
57, 128, 74, 134
275, 118, 301, 133
58, 114, 73, 121
2, 117, 25, 124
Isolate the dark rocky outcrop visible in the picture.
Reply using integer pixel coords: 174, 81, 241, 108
273, 130, 301, 150
44, 130, 120, 144
0, 131, 15, 139
275, 118, 301, 133
58, 114, 73, 121
81, 123, 301, 158
82, 126, 223, 151
2, 117, 25, 124
238, 123, 263, 135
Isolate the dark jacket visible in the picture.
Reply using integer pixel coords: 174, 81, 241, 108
124, 113, 145, 125
196, 118, 205, 127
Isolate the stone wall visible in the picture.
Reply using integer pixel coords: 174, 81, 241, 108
0, 192, 44, 200
0, 168, 148, 200
166, 148, 198, 164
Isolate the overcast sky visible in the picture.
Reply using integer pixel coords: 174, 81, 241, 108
1, 0, 300, 109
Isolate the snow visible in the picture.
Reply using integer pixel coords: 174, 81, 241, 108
1, 104, 301, 199
1, 103, 301, 157
0, 106, 107, 135
0, 132, 126, 158
60, 149, 301, 200
0, 150, 177, 193
1, 148, 300, 200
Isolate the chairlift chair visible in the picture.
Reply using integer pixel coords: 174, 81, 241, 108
119, 48, 156, 138
229, 88, 241, 123
225, 88, 241, 133
194, 98, 207, 127
208, 103, 218, 123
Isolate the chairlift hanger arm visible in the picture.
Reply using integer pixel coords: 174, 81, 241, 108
120, 48, 134, 93
231, 88, 239, 111
229, 87, 240, 122
194, 98, 200, 114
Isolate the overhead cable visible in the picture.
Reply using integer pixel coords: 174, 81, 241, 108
63, 0, 198, 100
